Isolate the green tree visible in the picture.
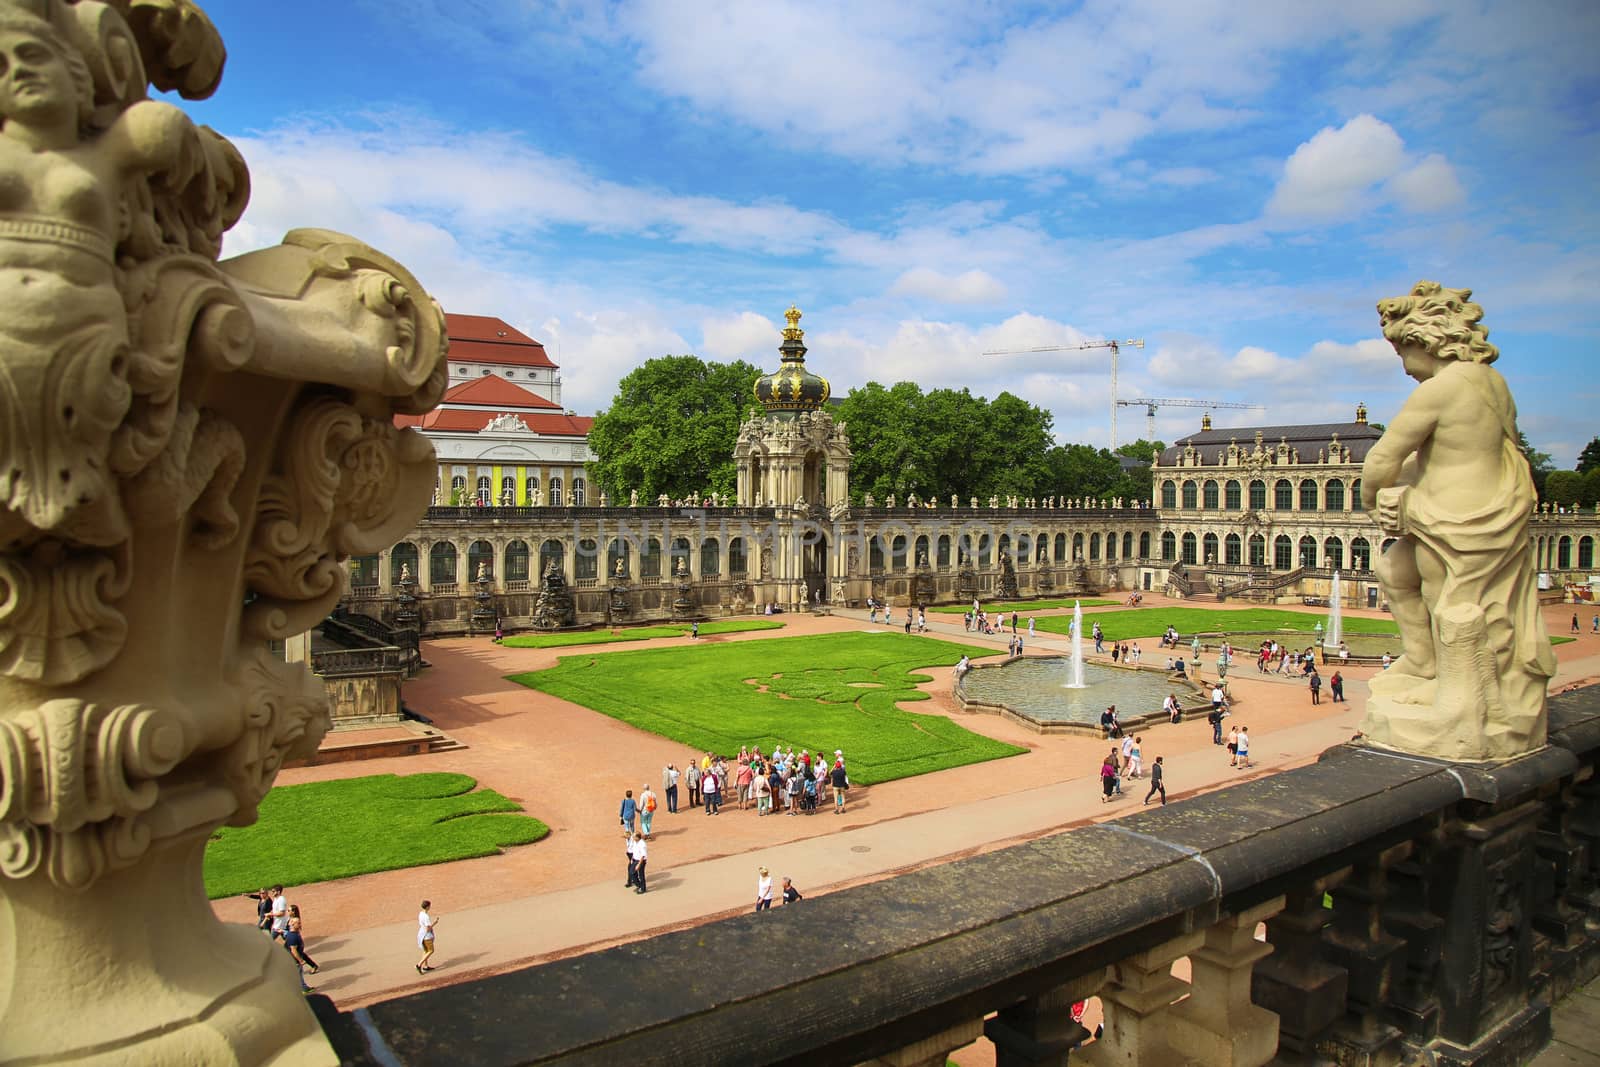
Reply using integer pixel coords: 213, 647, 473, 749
587, 355, 762, 503
1544, 470, 1584, 508
1577, 436, 1600, 474
1043, 443, 1123, 499
1519, 431, 1555, 497
1114, 439, 1166, 463
1583, 468, 1600, 507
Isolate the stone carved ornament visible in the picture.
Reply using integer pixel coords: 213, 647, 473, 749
0, 1, 447, 1061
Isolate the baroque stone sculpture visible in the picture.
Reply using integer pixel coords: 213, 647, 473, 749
1360, 282, 1555, 761
0, 1, 447, 1062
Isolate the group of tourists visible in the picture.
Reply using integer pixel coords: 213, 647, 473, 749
754, 866, 803, 911
251, 885, 321, 992
964, 606, 1030, 637
652, 747, 853, 828
1098, 740, 1165, 805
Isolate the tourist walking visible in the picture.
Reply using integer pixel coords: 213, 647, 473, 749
781, 876, 803, 904
269, 885, 289, 942
630, 832, 648, 893
1128, 736, 1143, 779
640, 784, 657, 837
619, 789, 637, 836
1237, 726, 1252, 768
254, 886, 273, 932
663, 762, 679, 813
415, 901, 438, 973
756, 867, 774, 911
1308, 669, 1322, 705
1027, 617, 1035, 638
1227, 726, 1240, 767
1330, 671, 1345, 703
1100, 752, 1119, 803
1144, 756, 1166, 805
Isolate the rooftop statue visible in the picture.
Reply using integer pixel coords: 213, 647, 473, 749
0, 2, 447, 1061
1360, 282, 1554, 760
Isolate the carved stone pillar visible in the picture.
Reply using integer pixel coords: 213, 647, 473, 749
1253, 879, 1350, 1060
986, 971, 1105, 1067
868, 1018, 984, 1067
1081, 930, 1205, 1067
0, 3, 447, 1062
1166, 897, 1285, 1066
1318, 847, 1408, 1064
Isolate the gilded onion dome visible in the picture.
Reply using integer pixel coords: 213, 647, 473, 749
754, 305, 831, 415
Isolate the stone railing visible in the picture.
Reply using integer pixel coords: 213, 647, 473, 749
430, 582, 459, 597
310, 646, 405, 678
347, 583, 380, 599
321, 688, 1600, 1067
504, 579, 530, 592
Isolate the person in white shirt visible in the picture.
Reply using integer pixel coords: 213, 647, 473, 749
1120, 733, 1135, 775
415, 901, 438, 973
755, 867, 774, 912
269, 886, 288, 942
629, 832, 648, 893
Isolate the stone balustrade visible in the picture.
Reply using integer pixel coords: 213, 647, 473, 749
317, 687, 1600, 1066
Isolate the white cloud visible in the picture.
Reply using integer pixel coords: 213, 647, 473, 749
1305, 338, 1397, 375
888, 268, 1008, 304
539, 310, 691, 415
1386, 153, 1467, 212
699, 311, 779, 361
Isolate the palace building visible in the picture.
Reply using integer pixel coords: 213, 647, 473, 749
341, 308, 1598, 634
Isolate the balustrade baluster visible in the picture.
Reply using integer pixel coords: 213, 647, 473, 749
1080, 930, 1204, 1066
985, 972, 1106, 1067
1166, 896, 1285, 1067
1253, 879, 1350, 1061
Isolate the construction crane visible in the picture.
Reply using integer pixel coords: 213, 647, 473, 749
1117, 397, 1265, 441
981, 338, 1145, 448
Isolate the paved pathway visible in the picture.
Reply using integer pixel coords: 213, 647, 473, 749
1532, 974, 1600, 1066
225, 597, 1600, 1015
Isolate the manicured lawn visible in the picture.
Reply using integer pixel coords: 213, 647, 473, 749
1033, 607, 1402, 640
203, 773, 548, 899
931, 598, 1118, 614
502, 619, 784, 648
510, 632, 1025, 785
1552, 635, 1576, 646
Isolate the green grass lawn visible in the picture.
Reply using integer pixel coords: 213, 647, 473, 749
511, 632, 1024, 785
1032, 606, 1402, 641
502, 618, 784, 649
930, 598, 1118, 614
203, 773, 548, 899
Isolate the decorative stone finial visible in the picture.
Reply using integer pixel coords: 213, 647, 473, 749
1355, 401, 1368, 424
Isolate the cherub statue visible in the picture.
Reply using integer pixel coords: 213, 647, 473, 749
884, 493, 895, 508
398, 562, 412, 584
950, 494, 959, 508
629, 488, 638, 507
675, 556, 689, 578
1360, 282, 1555, 759
614, 556, 627, 578
476, 560, 489, 582
657, 493, 669, 507
988, 496, 999, 509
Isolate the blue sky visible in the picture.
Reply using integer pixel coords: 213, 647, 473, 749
193, 0, 1597, 463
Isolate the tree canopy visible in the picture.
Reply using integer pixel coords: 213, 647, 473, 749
587, 355, 762, 503
1577, 436, 1600, 475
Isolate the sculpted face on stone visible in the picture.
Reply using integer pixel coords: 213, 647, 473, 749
1359, 281, 1554, 761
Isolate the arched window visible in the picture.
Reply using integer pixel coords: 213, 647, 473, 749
1299, 479, 1318, 511
1324, 478, 1345, 512
701, 537, 720, 575
870, 536, 885, 572
348, 554, 379, 587
1274, 479, 1293, 510
671, 537, 692, 576
1181, 532, 1198, 565
390, 542, 418, 585
1016, 534, 1030, 564
1247, 534, 1265, 566
1274, 535, 1292, 570
1139, 531, 1151, 559
539, 539, 564, 578
1249, 480, 1266, 511
1089, 533, 1101, 561
1350, 537, 1371, 571
1123, 532, 1134, 559
550, 477, 563, 506
1224, 480, 1242, 510
1558, 536, 1572, 569
572, 478, 586, 506
915, 535, 931, 569
1104, 532, 1116, 561
1580, 536, 1595, 570
576, 538, 598, 580
500, 475, 516, 506
1054, 533, 1068, 561
467, 539, 494, 580
1224, 533, 1242, 565
729, 537, 748, 574
1323, 537, 1344, 571
476, 475, 491, 506
1072, 533, 1084, 559
937, 534, 952, 568
1161, 480, 1177, 508
505, 539, 530, 582
1202, 532, 1218, 565
1202, 480, 1219, 509
1182, 480, 1198, 509
1351, 478, 1364, 511
1298, 535, 1317, 569
1036, 534, 1049, 562
891, 534, 909, 572
978, 534, 992, 567
429, 541, 457, 584
1161, 531, 1176, 561
525, 473, 539, 503
607, 538, 629, 577
450, 474, 466, 498
641, 537, 662, 578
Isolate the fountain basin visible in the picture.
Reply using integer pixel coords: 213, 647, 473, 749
957, 657, 1206, 736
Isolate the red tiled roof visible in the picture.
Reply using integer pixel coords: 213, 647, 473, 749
445, 313, 557, 369
394, 409, 594, 436
441, 376, 562, 409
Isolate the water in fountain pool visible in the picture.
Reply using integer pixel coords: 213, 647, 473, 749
962, 658, 1182, 726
